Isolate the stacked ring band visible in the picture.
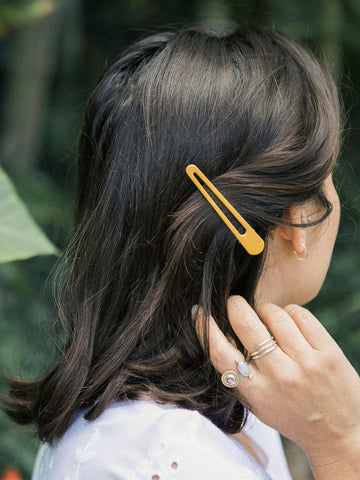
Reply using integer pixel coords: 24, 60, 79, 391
249, 336, 277, 360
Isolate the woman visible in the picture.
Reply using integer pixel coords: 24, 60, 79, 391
2, 27, 360, 479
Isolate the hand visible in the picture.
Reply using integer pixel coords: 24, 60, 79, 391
194, 296, 360, 479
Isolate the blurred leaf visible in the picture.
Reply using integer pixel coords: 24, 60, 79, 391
0, 166, 58, 263
0, 0, 57, 36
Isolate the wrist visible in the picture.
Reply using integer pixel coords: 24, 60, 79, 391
305, 432, 360, 480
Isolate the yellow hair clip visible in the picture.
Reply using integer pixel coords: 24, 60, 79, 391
185, 164, 264, 255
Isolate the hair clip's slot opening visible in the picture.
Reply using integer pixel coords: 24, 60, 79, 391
186, 164, 264, 255
193, 172, 246, 235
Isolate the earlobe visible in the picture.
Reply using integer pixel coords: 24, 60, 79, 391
279, 205, 308, 257
293, 244, 308, 260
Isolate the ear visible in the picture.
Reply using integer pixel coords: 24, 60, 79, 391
278, 204, 307, 255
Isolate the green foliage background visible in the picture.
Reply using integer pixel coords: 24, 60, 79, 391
0, 0, 359, 478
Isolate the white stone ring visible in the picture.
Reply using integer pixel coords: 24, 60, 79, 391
236, 360, 253, 380
221, 361, 253, 388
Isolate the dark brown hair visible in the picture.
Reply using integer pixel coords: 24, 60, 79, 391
2, 27, 340, 443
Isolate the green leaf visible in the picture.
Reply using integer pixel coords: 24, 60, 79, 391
0, 166, 58, 263
0, 0, 57, 36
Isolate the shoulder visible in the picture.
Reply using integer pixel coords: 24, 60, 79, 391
32, 398, 270, 480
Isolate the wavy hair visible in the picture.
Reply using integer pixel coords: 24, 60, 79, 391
2, 27, 341, 442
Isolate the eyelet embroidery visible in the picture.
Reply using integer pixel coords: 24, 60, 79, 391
151, 461, 179, 478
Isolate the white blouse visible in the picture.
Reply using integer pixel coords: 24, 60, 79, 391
32, 398, 293, 480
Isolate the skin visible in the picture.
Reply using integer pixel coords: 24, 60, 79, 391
195, 177, 360, 479
255, 175, 341, 307
208, 299, 360, 479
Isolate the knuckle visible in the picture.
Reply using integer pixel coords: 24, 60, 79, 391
303, 359, 318, 374
210, 346, 229, 368
257, 303, 287, 329
238, 312, 257, 336
284, 304, 301, 313
296, 308, 311, 322
266, 305, 287, 327
275, 370, 296, 388
322, 352, 340, 370
286, 304, 310, 321
301, 356, 323, 377
267, 361, 300, 388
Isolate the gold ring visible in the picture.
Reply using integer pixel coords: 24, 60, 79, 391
221, 370, 240, 388
249, 336, 277, 360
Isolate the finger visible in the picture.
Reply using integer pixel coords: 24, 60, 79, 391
227, 296, 275, 354
284, 304, 340, 353
192, 307, 256, 386
208, 316, 247, 372
256, 303, 312, 359
207, 316, 257, 388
